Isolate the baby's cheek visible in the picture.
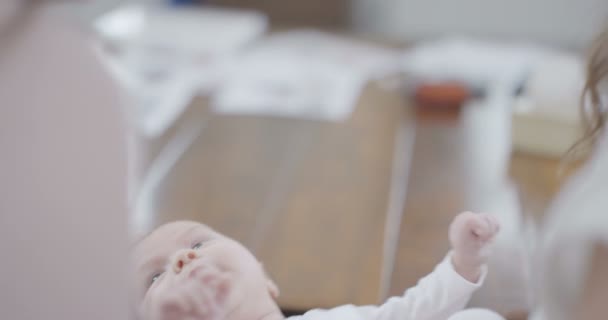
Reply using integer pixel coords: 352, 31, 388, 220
139, 292, 155, 319
141, 279, 172, 317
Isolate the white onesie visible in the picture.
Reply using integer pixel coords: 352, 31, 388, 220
288, 252, 489, 320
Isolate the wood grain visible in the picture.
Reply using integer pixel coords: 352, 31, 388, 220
151, 83, 410, 309
143, 56, 570, 313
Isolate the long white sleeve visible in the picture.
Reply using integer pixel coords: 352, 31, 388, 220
291, 252, 486, 320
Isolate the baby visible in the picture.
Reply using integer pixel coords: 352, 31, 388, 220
133, 212, 502, 320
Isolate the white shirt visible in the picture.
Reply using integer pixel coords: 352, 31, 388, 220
532, 131, 608, 320
289, 253, 486, 320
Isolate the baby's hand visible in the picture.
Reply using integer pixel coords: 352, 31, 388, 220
145, 266, 230, 320
448, 212, 500, 283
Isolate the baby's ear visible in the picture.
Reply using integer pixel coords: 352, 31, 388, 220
260, 262, 280, 299
267, 279, 280, 299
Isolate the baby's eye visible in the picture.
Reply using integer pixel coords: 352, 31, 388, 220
150, 272, 164, 285
192, 242, 204, 250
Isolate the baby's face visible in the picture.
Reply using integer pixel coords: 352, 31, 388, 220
133, 221, 274, 319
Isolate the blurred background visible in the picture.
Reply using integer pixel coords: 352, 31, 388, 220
55, 0, 608, 318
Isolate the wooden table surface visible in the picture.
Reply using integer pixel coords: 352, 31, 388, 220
151, 83, 410, 310
146, 76, 568, 313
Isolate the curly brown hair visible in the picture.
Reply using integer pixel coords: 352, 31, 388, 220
570, 28, 608, 156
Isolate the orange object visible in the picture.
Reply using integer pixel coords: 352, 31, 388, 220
413, 82, 472, 108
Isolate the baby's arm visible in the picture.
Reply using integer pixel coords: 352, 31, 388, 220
293, 212, 499, 320
382, 212, 499, 320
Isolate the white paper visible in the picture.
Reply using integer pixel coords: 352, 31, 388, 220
262, 30, 401, 79
212, 30, 400, 121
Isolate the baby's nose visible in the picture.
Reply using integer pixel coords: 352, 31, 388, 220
172, 249, 199, 274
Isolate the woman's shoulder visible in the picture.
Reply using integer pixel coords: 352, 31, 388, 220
542, 130, 608, 240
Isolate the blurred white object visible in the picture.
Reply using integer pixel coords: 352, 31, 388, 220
212, 49, 362, 121
95, 5, 268, 137
97, 44, 201, 137
95, 5, 267, 233
212, 30, 399, 121
448, 308, 505, 320
460, 85, 533, 314
131, 120, 205, 238
96, 4, 268, 54
402, 37, 543, 90
402, 37, 586, 157
263, 30, 400, 79
512, 53, 585, 157
94, 4, 145, 42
